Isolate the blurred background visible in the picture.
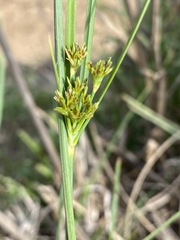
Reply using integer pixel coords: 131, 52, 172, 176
0, 0, 180, 239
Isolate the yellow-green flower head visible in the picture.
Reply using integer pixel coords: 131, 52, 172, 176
54, 77, 97, 121
87, 58, 113, 93
65, 43, 87, 77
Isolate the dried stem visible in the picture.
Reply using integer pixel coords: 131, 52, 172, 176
0, 26, 61, 188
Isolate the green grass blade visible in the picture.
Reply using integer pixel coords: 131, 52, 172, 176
65, 0, 76, 47
65, 0, 76, 222
49, 38, 61, 90
18, 129, 41, 155
58, 118, 76, 240
65, 0, 76, 79
143, 211, 180, 240
98, 0, 151, 104
80, 0, 97, 81
56, 187, 65, 240
54, 1, 76, 239
110, 160, 122, 237
0, 54, 5, 129
122, 93, 180, 136
54, 0, 65, 92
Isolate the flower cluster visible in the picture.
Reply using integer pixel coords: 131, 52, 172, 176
54, 77, 98, 121
54, 43, 112, 146
87, 58, 113, 94
65, 43, 87, 78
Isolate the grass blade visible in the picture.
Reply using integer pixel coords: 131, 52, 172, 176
80, 0, 97, 81
65, 0, 76, 47
109, 159, 122, 238
122, 93, 180, 136
143, 211, 180, 240
65, 0, 77, 191
65, 0, 76, 81
54, 1, 76, 239
49, 38, 61, 91
54, 0, 65, 91
18, 129, 41, 155
98, 0, 151, 104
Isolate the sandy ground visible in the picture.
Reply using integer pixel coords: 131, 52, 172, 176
0, 0, 124, 66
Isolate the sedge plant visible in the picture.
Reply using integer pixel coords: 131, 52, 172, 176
52, 0, 151, 239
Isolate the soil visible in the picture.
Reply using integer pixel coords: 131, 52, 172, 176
0, 0, 122, 66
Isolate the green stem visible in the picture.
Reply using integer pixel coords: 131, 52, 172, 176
68, 142, 75, 190
75, 0, 151, 140
65, 0, 76, 47
80, 0, 96, 81
109, 160, 121, 238
58, 118, 76, 240
122, 94, 180, 135
65, 0, 76, 197
54, 0, 65, 91
98, 0, 151, 104
54, 1, 76, 239
143, 211, 180, 240
64, 0, 76, 90
56, 187, 64, 240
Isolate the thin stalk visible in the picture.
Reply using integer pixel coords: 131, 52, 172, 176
65, 0, 76, 188
56, 187, 64, 240
122, 93, 180, 135
65, 0, 76, 78
68, 143, 75, 189
54, 0, 65, 91
53, 1, 151, 239
65, 0, 76, 48
58, 118, 76, 240
54, 0, 76, 239
75, 0, 151, 140
80, 0, 97, 81
143, 211, 180, 240
98, 0, 151, 104
109, 159, 122, 239
49, 38, 60, 90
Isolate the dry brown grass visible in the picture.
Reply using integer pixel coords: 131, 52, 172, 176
0, 1, 180, 239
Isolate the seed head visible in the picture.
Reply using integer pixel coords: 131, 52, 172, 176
54, 77, 98, 144
65, 43, 87, 77
87, 58, 113, 94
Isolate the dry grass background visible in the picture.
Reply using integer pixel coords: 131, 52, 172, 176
0, 0, 123, 66
0, 0, 146, 66
0, 0, 180, 240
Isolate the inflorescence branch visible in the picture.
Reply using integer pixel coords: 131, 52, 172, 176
54, 43, 113, 147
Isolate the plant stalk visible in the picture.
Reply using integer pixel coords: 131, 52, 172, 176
98, 0, 152, 104
54, 0, 76, 239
